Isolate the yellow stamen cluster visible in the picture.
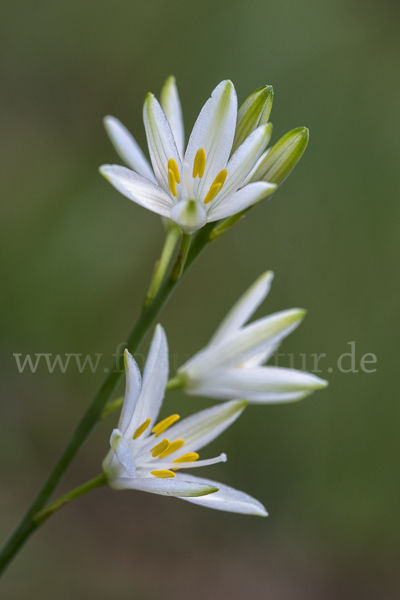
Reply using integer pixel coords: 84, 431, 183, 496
159, 439, 185, 458
168, 158, 180, 197
151, 470, 175, 478
192, 148, 206, 178
152, 414, 180, 437
204, 169, 228, 204
150, 438, 170, 457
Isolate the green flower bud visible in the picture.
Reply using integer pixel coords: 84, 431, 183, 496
231, 86, 274, 154
250, 127, 309, 185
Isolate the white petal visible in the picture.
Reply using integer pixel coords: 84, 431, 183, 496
109, 429, 137, 478
170, 199, 207, 234
143, 93, 182, 194
212, 124, 272, 206
110, 475, 218, 497
240, 341, 280, 368
184, 81, 237, 200
210, 271, 274, 345
118, 350, 142, 433
180, 309, 306, 377
100, 165, 174, 217
103, 116, 156, 182
160, 76, 185, 159
157, 399, 246, 458
207, 182, 276, 222
175, 474, 268, 516
184, 366, 328, 402
136, 399, 247, 458
156, 453, 227, 471
125, 325, 169, 440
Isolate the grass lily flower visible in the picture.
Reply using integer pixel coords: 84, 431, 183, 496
100, 78, 277, 234
173, 272, 328, 402
103, 324, 267, 516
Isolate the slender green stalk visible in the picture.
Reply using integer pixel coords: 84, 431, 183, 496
0, 222, 216, 576
33, 474, 107, 526
144, 226, 182, 307
171, 233, 192, 280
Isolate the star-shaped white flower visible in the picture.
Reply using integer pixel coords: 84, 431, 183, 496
103, 324, 267, 516
100, 79, 276, 234
174, 272, 328, 402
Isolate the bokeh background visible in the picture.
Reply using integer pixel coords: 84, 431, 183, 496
1, 0, 399, 598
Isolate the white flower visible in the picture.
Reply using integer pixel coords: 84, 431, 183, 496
100, 78, 276, 234
175, 272, 328, 402
103, 324, 267, 516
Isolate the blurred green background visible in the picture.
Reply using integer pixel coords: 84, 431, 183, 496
1, 0, 399, 597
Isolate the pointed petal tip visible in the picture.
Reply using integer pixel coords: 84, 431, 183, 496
144, 92, 155, 104
99, 164, 111, 179
315, 377, 329, 389
260, 270, 275, 283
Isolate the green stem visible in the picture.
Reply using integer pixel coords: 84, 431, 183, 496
33, 474, 107, 526
0, 222, 216, 576
171, 233, 192, 280
144, 226, 182, 307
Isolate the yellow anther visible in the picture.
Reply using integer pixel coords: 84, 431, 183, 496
203, 169, 228, 204
172, 452, 200, 463
158, 439, 185, 458
151, 470, 176, 478
192, 148, 206, 178
213, 168, 228, 187
133, 418, 151, 440
204, 182, 222, 204
168, 158, 180, 184
152, 414, 180, 438
150, 438, 170, 457
168, 169, 178, 197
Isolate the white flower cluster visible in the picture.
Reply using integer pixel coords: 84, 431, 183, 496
101, 79, 327, 516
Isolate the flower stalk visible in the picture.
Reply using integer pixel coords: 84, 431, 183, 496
33, 474, 107, 526
144, 225, 182, 306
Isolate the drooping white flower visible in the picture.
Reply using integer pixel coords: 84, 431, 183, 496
174, 272, 328, 402
102, 324, 267, 516
100, 78, 276, 234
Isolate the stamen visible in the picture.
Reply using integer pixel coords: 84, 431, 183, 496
213, 168, 228, 187
203, 169, 228, 204
150, 438, 170, 457
204, 183, 222, 204
158, 439, 185, 458
168, 158, 181, 184
168, 169, 178, 197
151, 469, 176, 478
172, 452, 199, 463
133, 418, 151, 440
192, 148, 206, 178
152, 414, 180, 437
